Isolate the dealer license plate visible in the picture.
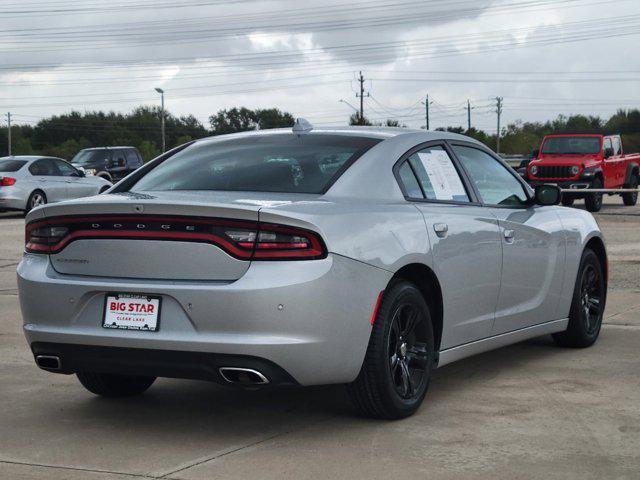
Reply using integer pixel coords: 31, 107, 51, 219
103, 293, 161, 331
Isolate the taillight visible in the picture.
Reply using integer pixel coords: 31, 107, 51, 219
25, 216, 326, 260
0, 177, 16, 186
252, 224, 325, 259
25, 226, 69, 253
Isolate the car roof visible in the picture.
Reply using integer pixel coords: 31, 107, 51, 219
0, 155, 65, 162
194, 126, 478, 145
80, 146, 136, 150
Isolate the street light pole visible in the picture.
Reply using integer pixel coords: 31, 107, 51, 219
155, 88, 165, 153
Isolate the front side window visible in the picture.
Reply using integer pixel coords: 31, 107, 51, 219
397, 145, 469, 202
130, 134, 381, 194
54, 160, 78, 177
453, 145, 528, 206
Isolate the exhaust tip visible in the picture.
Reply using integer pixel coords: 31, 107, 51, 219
219, 367, 269, 385
35, 355, 61, 370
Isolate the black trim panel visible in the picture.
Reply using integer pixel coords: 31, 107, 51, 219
31, 342, 299, 387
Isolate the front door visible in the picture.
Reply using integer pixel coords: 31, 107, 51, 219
54, 159, 96, 199
451, 143, 566, 334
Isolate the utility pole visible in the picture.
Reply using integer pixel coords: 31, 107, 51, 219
466, 99, 474, 131
355, 71, 369, 125
495, 97, 503, 154
6, 112, 11, 156
421, 94, 432, 130
155, 88, 166, 152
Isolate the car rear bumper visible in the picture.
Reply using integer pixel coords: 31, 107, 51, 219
30, 342, 299, 386
0, 188, 25, 210
18, 253, 392, 386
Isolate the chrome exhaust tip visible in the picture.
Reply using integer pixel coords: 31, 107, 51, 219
219, 367, 269, 385
35, 355, 61, 371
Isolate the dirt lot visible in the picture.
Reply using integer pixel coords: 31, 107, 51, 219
1, 197, 639, 480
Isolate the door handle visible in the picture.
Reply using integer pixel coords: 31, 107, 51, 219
433, 223, 448, 237
503, 229, 515, 243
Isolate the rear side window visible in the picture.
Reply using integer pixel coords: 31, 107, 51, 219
397, 145, 470, 202
125, 149, 142, 167
613, 137, 622, 156
0, 159, 27, 172
130, 134, 381, 194
29, 159, 59, 176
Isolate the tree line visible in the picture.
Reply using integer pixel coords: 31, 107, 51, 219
2, 106, 640, 162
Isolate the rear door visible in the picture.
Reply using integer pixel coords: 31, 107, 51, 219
28, 159, 66, 202
125, 148, 143, 174
450, 143, 566, 334
395, 142, 502, 348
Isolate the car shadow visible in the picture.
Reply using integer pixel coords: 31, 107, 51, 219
66, 335, 562, 428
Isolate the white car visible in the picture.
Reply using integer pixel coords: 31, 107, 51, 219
0, 156, 112, 213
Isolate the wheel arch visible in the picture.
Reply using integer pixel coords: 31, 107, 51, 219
26, 189, 47, 210
390, 263, 444, 352
97, 172, 113, 182
624, 162, 639, 185
585, 236, 608, 285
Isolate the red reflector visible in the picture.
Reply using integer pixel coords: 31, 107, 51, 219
370, 291, 384, 325
0, 177, 16, 186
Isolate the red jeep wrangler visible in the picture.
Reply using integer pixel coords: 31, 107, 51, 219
526, 134, 639, 212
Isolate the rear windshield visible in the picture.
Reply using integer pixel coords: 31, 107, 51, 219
0, 159, 27, 172
541, 137, 601, 155
130, 134, 381, 194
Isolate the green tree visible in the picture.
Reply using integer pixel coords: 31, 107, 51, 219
137, 140, 160, 162
349, 113, 373, 126
209, 107, 258, 134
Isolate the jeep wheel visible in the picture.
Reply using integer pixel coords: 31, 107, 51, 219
622, 173, 638, 206
585, 177, 603, 212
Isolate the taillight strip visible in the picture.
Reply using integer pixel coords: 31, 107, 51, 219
25, 215, 327, 261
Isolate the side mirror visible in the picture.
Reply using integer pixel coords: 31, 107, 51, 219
603, 147, 614, 159
76, 169, 85, 177
530, 149, 539, 159
534, 184, 561, 206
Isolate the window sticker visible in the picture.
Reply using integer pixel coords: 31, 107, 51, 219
417, 150, 468, 201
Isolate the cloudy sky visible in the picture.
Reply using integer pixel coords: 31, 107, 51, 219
2, 0, 639, 132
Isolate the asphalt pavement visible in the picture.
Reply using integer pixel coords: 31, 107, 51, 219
1, 196, 638, 479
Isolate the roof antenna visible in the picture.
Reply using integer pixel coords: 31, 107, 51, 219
292, 118, 313, 136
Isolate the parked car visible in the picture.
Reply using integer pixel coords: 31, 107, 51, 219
525, 134, 639, 211
71, 146, 144, 183
0, 156, 112, 214
18, 124, 607, 419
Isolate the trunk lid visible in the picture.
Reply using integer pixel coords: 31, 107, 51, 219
40, 191, 317, 281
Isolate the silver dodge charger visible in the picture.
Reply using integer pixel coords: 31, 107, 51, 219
18, 124, 607, 419
0, 156, 112, 213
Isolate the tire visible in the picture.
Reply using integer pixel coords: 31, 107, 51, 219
561, 196, 574, 207
77, 372, 156, 398
347, 280, 435, 419
585, 177, 603, 212
622, 173, 638, 206
553, 248, 605, 348
25, 190, 47, 214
